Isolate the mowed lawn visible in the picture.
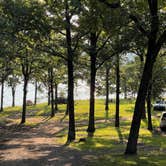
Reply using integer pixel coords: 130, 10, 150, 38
0, 99, 166, 166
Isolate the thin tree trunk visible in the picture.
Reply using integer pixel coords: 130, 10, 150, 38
11, 86, 15, 107
115, 54, 120, 127
147, 83, 153, 131
55, 83, 58, 111
87, 32, 97, 135
34, 81, 37, 105
21, 77, 28, 124
48, 68, 51, 106
48, 86, 51, 105
0, 80, 4, 112
140, 56, 146, 119
124, 78, 127, 99
50, 67, 55, 117
105, 66, 110, 111
87, 55, 96, 134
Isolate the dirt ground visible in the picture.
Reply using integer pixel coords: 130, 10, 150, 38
0, 114, 105, 166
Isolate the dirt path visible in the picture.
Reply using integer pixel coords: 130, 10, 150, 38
1, 111, 165, 166
0, 115, 104, 166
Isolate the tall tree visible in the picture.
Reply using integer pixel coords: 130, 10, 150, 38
42, 0, 84, 142
0, 57, 12, 112
124, 0, 166, 154
115, 53, 120, 127
7, 73, 20, 107
99, 0, 166, 154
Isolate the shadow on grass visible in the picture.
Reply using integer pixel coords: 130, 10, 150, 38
0, 144, 98, 166
1, 143, 166, 166
90, 153, 166, 166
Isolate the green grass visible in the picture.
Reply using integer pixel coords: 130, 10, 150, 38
0, 99, 166, 165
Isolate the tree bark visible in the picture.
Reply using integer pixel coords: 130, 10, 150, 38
147, 83, 153, 131
21, 77, 28, 124
105, 66, 110, 111
140, 56, 146, 119
142, 102, 146, 119
124, 78, 127, 99
125, 53, 156, 154
65, 0, 75, 142
34, 81, 37, 105
48, 68, 51, 106
115, 54, 120, 127
0, 80, 4, 112
65, 94, 69, 115
48, 86, 51, 105
50, 67, 55, 117
67, 59, 75, 141
125, 0, 160, 155
54, 83, 58, 111
11, 86, 16, 107
87, 32, 97, 135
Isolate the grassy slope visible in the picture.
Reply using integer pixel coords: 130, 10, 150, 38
0, 99, 166, 165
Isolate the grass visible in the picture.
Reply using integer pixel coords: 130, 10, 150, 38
0, 99, 166, 165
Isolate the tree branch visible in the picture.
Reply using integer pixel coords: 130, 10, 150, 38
129, 15, 149, 38
37, 45, 68, 61
98, 0, 120, 8
96, 52, 116, 71
156, 30, 166, 54
72, 29, 91, 53
98, 0, 149, 38
96, 36, 110, 54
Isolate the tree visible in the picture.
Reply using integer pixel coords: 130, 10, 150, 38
82, 0, 120, 135
7, 73, 20, 107
0, 57, 12, 112
124, 0, 166, 154
99, 0, 166, 154
42, 0, 84, 142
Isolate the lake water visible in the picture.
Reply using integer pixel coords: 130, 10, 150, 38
1, 79, 123, 107
1, 80, 91, 107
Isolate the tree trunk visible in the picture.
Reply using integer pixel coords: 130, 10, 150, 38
21, 77, 28, 124
48, 68, 51, 106
50, 67, 55, 117
125, 54, 156, 154
142, 102, 146, 119
0, 80, 4, 112
105, 66, 110, 111
67, 59, 75, 141
87, 32, 97, 135
65, 0, 75, 142
11, 86, 16, 107
125, 0, 160, 155
48, 86, 51, 105
124, 78, 127, 99
115, 54, 120, 127
34, 81, 37, 105
55, 83, 58, 111
65, 94, 69, 115
140, 56, 146, 119
147, 83, 153, 131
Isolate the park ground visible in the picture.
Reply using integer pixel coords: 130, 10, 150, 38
0, 100, 166, 166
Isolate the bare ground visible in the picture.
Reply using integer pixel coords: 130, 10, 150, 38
0, 112, 111, 166
1, 110, 166, 166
